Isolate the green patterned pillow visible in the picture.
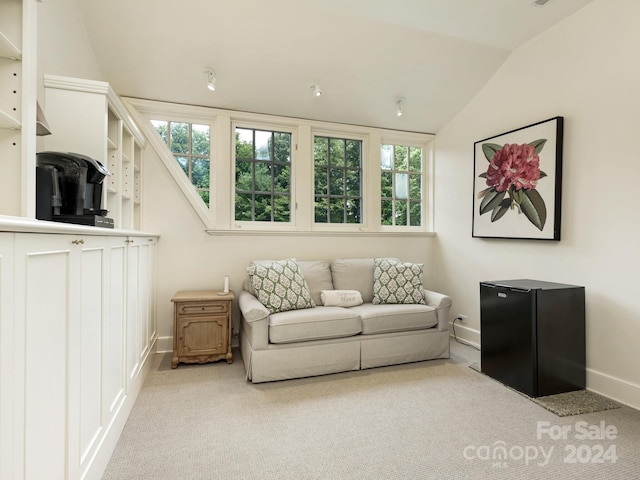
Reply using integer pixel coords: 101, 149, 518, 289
248, 259, 316, 314
372, 258, 426, 305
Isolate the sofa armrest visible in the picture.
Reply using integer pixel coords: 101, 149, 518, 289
238, 290, 270, 323
424, 289, 452, 332
238, 290, 270, 350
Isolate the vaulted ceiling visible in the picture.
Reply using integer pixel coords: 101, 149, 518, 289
77, 0, 595, 133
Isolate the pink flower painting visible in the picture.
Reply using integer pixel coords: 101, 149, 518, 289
477, 139, 548, 231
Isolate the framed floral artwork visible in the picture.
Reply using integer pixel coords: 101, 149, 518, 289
472, 116, 564, 240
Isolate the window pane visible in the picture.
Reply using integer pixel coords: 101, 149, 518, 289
255, 130, 272, 160
274, 195, 290, 222
381, 200, 393, 225
409, 174, 421, 199
191, 158, 210, 188
314, 197, 328, 223
409, 147, 422, 172
329, 198, 345, 223
254, 162, 272, 192
273, 164, 290, 193
192, 124, 210, 156
346, 140, 361, 168
346, 169, 360, 197
254, 194, 272, 221
175, 156, 188, 174
381, 144, 393, 170
152, 120, 168, 142
410, 201, 421, 226
314, 166, 328, 194
199, 190, 210, 206
395, 145, 408, 171
381, 171, 393, 198
346, 199, 360, 223
395, 173, 409, 200
395, 200, 407, 226
314, 137, 328, 166
329, 138, 345, 167
274, 132, 291, 163
236, 160, 252, 191
236, 128, 253, 159
329, 168, 344, 196
235, 193, 252, 221
170, 123, 189, 154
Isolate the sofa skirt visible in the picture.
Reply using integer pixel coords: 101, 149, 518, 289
241, 324, 450, 383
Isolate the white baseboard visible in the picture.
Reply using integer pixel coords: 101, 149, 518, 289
587, 368, 640, 411
155, 335, 173, 353
449, 320, 480, 350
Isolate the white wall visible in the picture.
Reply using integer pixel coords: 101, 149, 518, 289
433, 0, 640, 409
37, 0, 103, 82
141, 147, 436, 350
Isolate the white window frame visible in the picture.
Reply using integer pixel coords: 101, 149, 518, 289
231, 120, 298, 232
123, 97, 434, 235
379, 135, 433, 233
311, 129, 369, 233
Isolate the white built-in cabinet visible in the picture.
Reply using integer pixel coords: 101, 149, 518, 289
43, 75, 146, 230
0, 228, 157, 480
0, 0, 37, 218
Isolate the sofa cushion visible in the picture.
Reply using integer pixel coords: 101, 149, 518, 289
297, 260, 334, 306
372, 258, 426, 305
269, 306, 362, 344
350, 303, 437, 335
248, 259, 316, 314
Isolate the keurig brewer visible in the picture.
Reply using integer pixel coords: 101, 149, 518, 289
36, 151, 114, 228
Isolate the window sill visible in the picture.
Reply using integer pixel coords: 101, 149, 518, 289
204, 229, 435, 237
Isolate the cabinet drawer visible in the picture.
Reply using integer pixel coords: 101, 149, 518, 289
177, 301, 228, 315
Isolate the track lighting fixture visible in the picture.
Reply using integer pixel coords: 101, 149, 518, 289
396, 97, 405, 117
204, 67, 216, 91
310, 85, 323, 97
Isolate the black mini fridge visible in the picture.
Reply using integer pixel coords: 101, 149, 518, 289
480, 279, 585, 398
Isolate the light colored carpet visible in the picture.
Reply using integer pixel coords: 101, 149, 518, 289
102, 348, 640, 480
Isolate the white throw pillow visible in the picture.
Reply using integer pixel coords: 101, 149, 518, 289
372, 258, 426, 305
320, 290, 363, 307
248, 259, 316, 313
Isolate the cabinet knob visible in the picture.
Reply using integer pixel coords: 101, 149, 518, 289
72, 239, 85, 245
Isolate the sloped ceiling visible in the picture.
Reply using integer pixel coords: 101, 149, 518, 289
77, 0, 594, 133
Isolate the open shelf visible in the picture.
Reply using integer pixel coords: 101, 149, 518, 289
0, 31, 21, 60
0, 108, 20, 129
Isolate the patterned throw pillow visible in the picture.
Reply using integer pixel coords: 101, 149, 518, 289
372, 258, 426, 305
248, 259, 316, 314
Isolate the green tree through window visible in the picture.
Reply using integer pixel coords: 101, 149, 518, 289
151, 120, 211, 206
314, 136, 362, 224
381, 144, 422, 226
235, 127, 292, 222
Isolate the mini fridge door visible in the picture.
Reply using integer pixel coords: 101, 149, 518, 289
480, 282, 537, 397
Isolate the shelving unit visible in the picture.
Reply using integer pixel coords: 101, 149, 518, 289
0, 0, 36, 216
42, 74, 146, 230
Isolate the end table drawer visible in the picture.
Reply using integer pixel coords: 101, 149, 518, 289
178, 302, 228, 315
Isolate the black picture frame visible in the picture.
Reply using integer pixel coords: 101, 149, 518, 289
472, 116, 564, 240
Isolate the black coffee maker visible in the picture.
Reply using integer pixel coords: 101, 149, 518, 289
36, 151, 114, 228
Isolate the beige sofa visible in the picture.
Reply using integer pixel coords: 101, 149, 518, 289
238, 258, 452, 383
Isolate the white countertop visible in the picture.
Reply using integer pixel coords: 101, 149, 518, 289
0, 215, 159, 237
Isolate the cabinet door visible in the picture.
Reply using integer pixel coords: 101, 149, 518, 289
125, 237, 156, 389
177, 315, 228, 357
14, 234, 73, 480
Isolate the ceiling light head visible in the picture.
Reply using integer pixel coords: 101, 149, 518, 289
310, 85, 323, 98
396, 97, 405, 117
204, 67, 216, 91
